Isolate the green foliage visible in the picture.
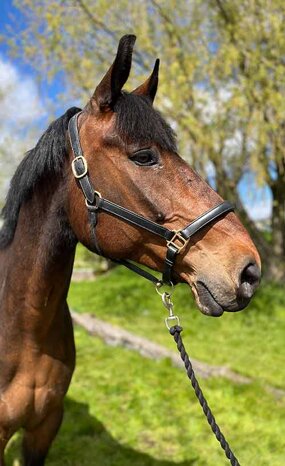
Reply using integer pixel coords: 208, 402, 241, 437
6, 269, 285, 465
7, 1, 285, 179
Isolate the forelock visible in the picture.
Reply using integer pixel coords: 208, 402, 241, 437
113, 92, 177, 152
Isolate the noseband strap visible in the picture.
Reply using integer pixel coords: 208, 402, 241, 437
68, 112, 234, 285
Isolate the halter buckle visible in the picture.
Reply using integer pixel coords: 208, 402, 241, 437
71, 156, 88, 179
167, 230, 189, 253
85, 191, 102, 211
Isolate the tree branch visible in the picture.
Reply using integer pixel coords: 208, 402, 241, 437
75, 0, 150, 71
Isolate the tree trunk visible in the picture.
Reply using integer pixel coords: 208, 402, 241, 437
215, 168, 285, 282
269, 179, 285, 280
238, 204, 284, 282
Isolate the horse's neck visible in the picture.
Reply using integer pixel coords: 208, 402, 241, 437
0, 183, 77, 331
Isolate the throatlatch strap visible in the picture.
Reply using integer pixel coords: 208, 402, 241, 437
113, 259, 161, 285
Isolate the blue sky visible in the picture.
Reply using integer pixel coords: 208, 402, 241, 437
0, 1, 19, 54
0, 0, 65, 107
0, 1, 272, 221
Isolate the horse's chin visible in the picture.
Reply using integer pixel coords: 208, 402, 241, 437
194, 281, 225, 317
183, 276, 225, 317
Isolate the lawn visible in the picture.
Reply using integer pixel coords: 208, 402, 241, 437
69, 266, 285, 388
6, 265, 285, 465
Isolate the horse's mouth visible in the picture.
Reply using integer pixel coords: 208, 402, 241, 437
194, 281, 225, 317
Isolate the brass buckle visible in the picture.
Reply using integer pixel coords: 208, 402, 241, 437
85, 191, 102, 211
71, 156, 88, 179
167, 230, 189, 253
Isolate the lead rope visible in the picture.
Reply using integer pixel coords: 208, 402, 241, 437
156, 286, 240, 466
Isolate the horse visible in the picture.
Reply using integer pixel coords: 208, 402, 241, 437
0, 35, 260, 465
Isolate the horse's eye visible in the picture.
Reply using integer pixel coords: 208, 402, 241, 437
130, 149, 158, 166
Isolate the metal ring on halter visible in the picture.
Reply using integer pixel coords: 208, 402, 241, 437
85, 191, 102, 211
155, 281, 174, 297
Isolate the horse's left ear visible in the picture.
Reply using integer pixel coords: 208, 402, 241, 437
92, 34, 136, 111
132, 59, 160, 103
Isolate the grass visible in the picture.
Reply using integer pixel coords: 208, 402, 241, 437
6, 266, 285, 465
69, 266, 285, 389
6, 326, 285, 466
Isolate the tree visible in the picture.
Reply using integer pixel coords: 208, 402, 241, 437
6, 0, 285, 279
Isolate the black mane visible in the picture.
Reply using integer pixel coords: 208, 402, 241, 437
0, 107, 80, 249
114, 92, 177, 152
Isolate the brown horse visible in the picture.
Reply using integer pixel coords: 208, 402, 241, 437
0, 35, 260, 465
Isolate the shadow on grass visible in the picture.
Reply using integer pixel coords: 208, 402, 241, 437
6, 397, 197, 466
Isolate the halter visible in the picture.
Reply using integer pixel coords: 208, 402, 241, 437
68, 112, 234, 286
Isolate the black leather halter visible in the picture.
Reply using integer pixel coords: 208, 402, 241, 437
68, 112, 234, 285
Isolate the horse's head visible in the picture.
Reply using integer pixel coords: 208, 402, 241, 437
67, 35, 261, 317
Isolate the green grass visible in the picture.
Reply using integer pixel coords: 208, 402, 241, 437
69, 267, 285, 389
6, 327, 285, 466
53, 328, 285, 466
6, 267, 285, 465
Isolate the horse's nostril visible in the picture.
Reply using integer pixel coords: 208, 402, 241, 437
238, 262, 261, 300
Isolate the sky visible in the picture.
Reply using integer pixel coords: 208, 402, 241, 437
0, 0, 67, 108
0, 2, 46, 195
0, 1, 54, 141
0, 0, 272, 221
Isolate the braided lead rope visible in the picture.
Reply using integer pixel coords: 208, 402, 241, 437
169, 325, 240, 466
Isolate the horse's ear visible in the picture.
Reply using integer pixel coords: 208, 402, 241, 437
132, 59, 160, 103
92, 34, 136, 111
